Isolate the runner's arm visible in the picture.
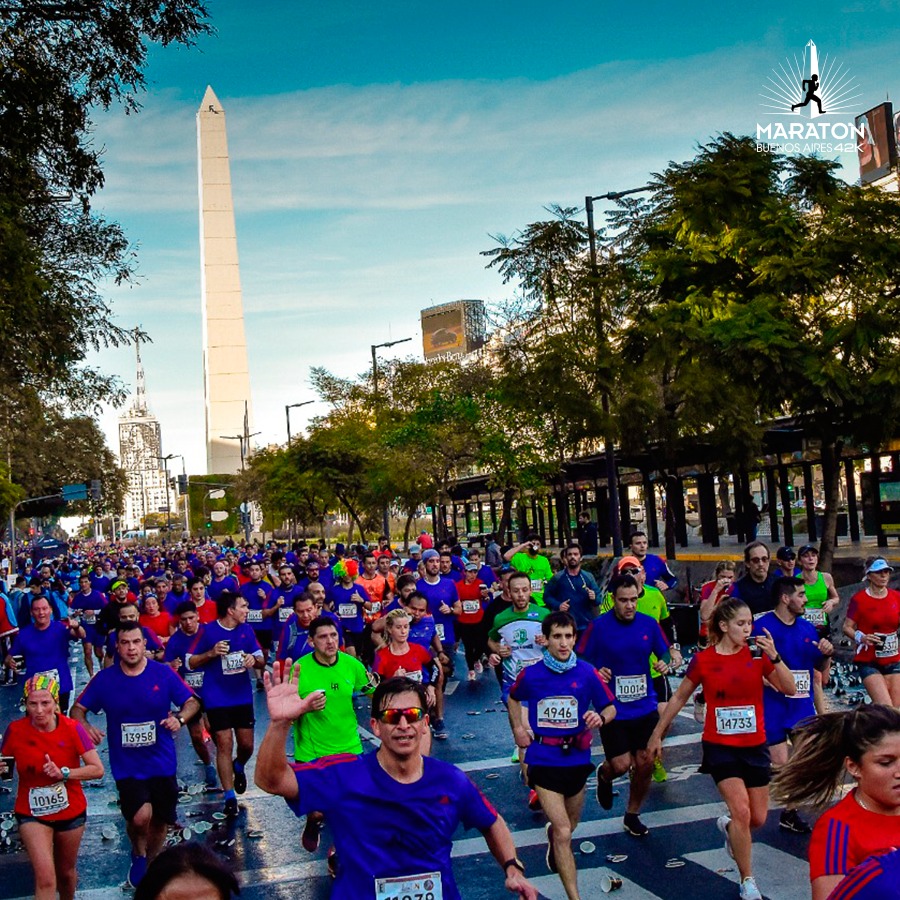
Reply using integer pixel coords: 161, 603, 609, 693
647, 676, 695, 757
481, 815, 538, 899
255, 719, 298, 800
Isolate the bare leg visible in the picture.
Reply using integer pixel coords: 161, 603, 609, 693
214, 729, 235, 791
53, 825, 85, 900
19, 821, 58, 900
536, 786, 586, 900
717, 779, 768, 880
863, 672, 892, 706
627, 749, 654, 814
126, 802, 153, 857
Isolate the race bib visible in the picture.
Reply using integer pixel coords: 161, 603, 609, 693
876, 632, 899, 658
375, 871, 443, 900
246, 609, 263, 624
279, 606, 292, 623
184, 671, 204, 689
530, 578, 543, 592
804, 608, 826, 626
615, 674, 648, 703
435, 624, 445, 641
82, 610, 96, 625
536, 696, 578, 729
28, 783, 68, 817
715, 705, 757, 736
790, 670, 811, 697
222, 651, 246, 674
462, 600, 480, 614
404, 670, 423, 683
369, 602, 382, 616
121, 720, 156, 748
339, 604, 358, 618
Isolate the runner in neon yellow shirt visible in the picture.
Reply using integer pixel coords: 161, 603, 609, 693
504, 533, 554, 605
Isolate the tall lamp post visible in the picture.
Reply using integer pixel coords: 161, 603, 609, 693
286, 400, 314, 445
221, 432, 260, 543
585, 185, 653, 556
155, 454, 177, 534
371, 337, 412, 538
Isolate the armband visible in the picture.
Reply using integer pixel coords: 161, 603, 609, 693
855, 630, 866, 645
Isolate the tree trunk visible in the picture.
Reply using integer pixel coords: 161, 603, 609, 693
497, 489, 514, 544
346, 512, 355, 547
664, 473, 677, 560
818, 438, 844, 572
403, 512, 414, 550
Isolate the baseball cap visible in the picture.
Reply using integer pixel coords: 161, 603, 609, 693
616, 556, 642, 572
422, 549, 440, 561
866, 558, 894, 575
465, 562, 478, 572
776, 547, 796, 561
408, 544, 421, 555
797, 544, 818, 557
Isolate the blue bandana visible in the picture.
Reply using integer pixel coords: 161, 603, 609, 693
542, 648, 578, 674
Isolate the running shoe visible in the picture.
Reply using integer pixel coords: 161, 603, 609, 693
623, 812, 649, 837
717, 814, 734, 859
302, 817, 324, 853
327, 847, 338, 879
652, 757, 668, 782
127, 854, 147, 888
233, 760, 247, 794
510, 745, 520, 764
432, 719, 449, 740
545, 823, 557, 873
224, 797, 238, 819
779, 809, 812, 834
595, 767, 614, 810
739, 876, 762, 900
527, 789, 542, 811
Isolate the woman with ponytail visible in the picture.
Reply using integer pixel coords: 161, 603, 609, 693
771, 705, 900, 899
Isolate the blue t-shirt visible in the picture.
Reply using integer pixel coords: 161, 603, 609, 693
164, 627, 205, 694
271, 584, 304, 630
189, 621, 262, 709
509, 659, 614, 766
207, 575, 239, 601
11, 621, 76, 693
409, 615, 438, 651
163, 590, 190, 616
70, 589, 107, 639
753, 611, 823, 726
238, 579, 274, 633
577, 610, 669, 720
827, 849, 900, 900
639, 554, 677, 590
328, 584, 368, 634
288, 752, 497, 900
277, 617, 314, 662
417, 577, 458, 645
76, 661, 194, 780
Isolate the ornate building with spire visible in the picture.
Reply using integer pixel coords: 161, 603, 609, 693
118, 334, 173, 531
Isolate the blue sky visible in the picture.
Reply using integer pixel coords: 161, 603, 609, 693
87, 1, 900, 475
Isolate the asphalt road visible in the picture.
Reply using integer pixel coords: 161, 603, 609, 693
0, 644, 839, 900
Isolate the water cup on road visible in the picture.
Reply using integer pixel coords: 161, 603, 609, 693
601, 874, 623, 892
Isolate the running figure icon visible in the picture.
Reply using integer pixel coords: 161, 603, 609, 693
792, 74, 825, 114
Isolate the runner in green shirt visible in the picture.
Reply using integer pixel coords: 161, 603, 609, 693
504, 533, 554, 605
290, 615, 375, 856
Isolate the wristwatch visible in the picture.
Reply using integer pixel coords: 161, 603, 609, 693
176, 715, 186, 726
60, 767, 70, 782
503, 858, 525, 875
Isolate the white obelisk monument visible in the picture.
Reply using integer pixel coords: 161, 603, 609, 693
197, 85, 253, 475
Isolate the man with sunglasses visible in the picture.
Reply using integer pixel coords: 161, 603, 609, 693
730, 541, 778, 618
256, 672, 538, 900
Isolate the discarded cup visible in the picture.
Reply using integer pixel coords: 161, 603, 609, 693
181, 827, 192, 841
212, 812, 227, 821
579, 841, 596, 854
665, 858, 686, 869
101, 825, 117, 840
606, 854, 628, 863
486, 773, 500, 780
601, 874, 624, 892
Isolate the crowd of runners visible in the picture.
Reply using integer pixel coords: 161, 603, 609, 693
1, 531, 900, 900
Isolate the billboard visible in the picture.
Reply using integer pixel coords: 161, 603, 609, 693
421, 303, 466, 360
857, 102, 896, 184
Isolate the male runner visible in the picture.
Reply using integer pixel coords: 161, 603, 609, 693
73, 622, 199, 887
504, 534, 553, 605
188, 592, 264, 817
238, 560, 274, 690
543, 543, 601, 635
69, 573, 107, 675
628, 530, 677, 591
579, 574, 673, 836
509, 611, 615, 900
255, 673, 538, 900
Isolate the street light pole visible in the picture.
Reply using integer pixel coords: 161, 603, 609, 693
221, 432, 260, 543
585, 185, 653, 556
155, 453, 176, 535
370, 337, 412, 538
286, 401, 314, 445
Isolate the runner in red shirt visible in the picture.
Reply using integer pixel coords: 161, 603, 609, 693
649, 598, 796, 900
843, 557, 900, 706
139, 594, 173, 644
0, 674, 104, 899
772, 705, 900, 900
372, 609, 436, 709
456, 564, 488, 680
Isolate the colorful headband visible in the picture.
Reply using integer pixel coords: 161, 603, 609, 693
23, 674, 60, 702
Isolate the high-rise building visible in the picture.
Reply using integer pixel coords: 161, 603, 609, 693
197, 85, 254, 474
118, 335, 173, 531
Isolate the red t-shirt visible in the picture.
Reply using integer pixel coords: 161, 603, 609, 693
1, 715, 93, 821
809, 791, 900, 881
373, 643, 433, 682
194, 600, 218, 625
456, 580, 486, 624
685, 645, 774, 746
846, 589, 900, 664
140, 611, 173, 641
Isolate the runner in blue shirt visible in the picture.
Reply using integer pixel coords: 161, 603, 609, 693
5, 595, 84, 712
72, 622, 199, 888
328, 562, 368, 658
255, 672, 538, 900
206, 560, 239, 601
68, 574, 107, 676
102, 603, 164, 665
276, 593, 318, 662
163, 600, 217, 787
753, 575, 832, 835
270, 563, 304, 634
189, 592, 264, 818
577, 574, 673, 838
238, 560, 274, 691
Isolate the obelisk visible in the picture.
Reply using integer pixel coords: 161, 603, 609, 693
197, 85, 253, 475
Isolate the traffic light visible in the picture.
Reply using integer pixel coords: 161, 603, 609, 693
177, 474, 188, 495
205, 521, 212, 529
90, 479, 102, 501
